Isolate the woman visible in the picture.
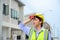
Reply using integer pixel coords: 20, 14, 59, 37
18, 13, 51, 40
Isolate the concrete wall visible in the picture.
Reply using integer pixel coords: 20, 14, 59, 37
2, 27, 9, 40
11, 0, 19, 12
2, 0, 10, 22
0, 0, 25, 40
19, 6, 24, 22
11, 0, 20, 25
0, 0, 24, 26
11, 0, 24, 24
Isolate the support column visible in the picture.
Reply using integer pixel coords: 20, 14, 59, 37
0, 0, 3, 40
21, 32, 25, 40
7, 28, 11, 40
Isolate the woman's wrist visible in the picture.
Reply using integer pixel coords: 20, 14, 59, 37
23, 18, 31, 24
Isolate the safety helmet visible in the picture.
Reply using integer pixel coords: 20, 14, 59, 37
34, 13, 44, 23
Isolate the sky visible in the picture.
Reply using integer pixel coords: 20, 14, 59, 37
20, 0, 60, 38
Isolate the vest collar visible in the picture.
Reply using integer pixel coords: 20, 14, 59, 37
33, 27, 44, 33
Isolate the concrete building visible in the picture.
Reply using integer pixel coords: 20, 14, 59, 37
0, 0, 25, 40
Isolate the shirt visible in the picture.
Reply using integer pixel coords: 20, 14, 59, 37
18, 22, 51, 40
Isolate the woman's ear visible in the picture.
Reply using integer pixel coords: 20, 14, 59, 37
39, 21, 42, 24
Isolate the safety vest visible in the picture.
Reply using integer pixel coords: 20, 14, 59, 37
29, 29, 48, 40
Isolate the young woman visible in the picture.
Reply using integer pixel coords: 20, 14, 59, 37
18, 13, 51, 40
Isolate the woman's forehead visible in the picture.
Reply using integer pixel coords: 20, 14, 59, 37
33, 17, 39, 20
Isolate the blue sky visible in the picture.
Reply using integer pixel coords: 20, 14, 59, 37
20, 0, 60, 38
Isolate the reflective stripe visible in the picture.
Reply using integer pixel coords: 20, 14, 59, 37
44, 30, 46, 40
44, 30, 48, 40
29, 28, 33, 40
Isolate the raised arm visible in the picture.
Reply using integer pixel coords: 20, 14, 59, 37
18, 18, 31, 35
18, 14, 35, 35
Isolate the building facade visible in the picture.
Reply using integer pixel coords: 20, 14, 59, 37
0, 0, 25, 40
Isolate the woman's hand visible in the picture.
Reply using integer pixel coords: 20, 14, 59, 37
23, 14, 35, 25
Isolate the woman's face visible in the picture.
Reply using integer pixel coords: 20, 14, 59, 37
33, 17, 42, 27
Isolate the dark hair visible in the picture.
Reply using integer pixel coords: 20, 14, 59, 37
34, 16, 43, 27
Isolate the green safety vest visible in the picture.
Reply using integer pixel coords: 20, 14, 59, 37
29, 29, 48, 40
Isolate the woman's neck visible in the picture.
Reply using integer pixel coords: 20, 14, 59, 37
36, 25, 42, 32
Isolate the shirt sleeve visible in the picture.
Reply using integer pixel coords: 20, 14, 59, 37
18, 22, 31, 35
48, 32, 51, 40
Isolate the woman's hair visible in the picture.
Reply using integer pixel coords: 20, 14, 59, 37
34, 16, 43, 27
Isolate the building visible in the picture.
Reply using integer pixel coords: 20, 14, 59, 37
0, 0, 25, 40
